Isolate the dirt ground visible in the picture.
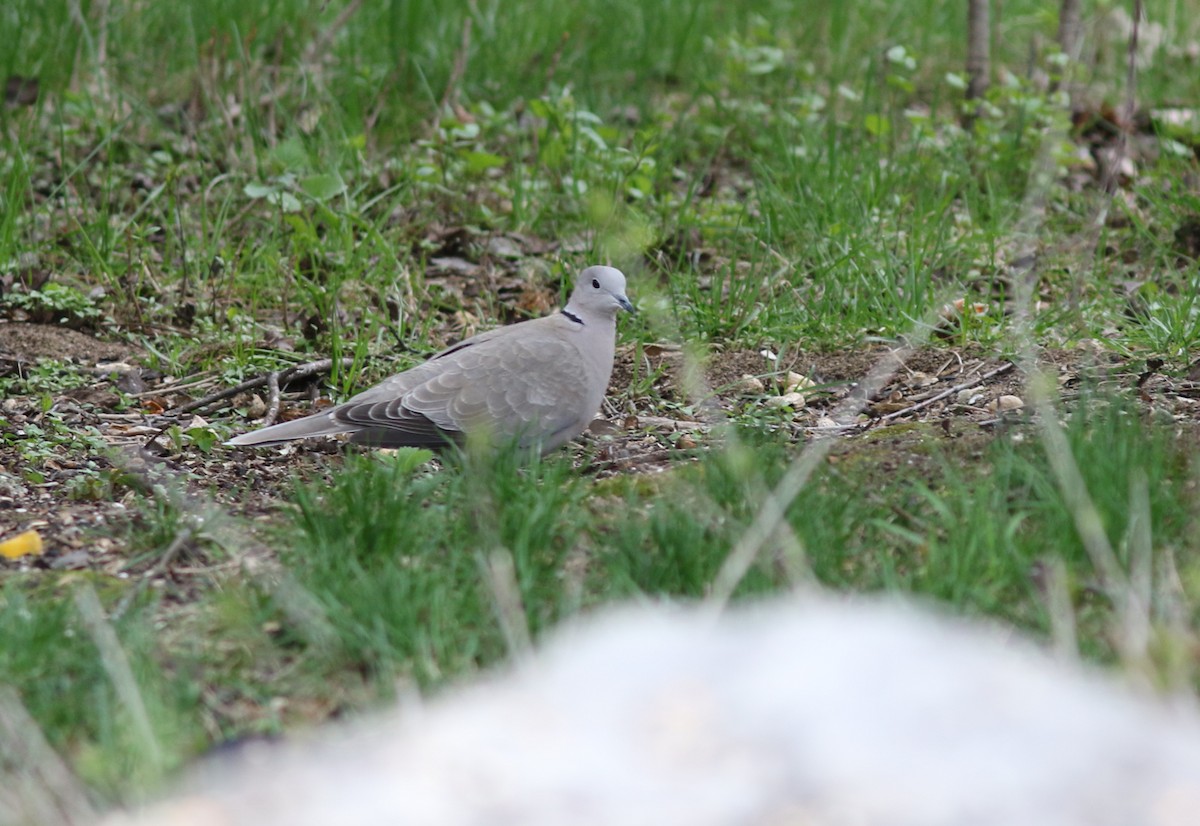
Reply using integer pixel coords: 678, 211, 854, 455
2, 320, 1197, 577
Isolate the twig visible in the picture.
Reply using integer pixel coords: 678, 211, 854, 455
112, 528, 194, 621
878, 362, 1015, 422
139, 358, 353, 449
175, 357, 353, 415
0, 688, 98, 826
707, 445, 831, 609
131, 372, 219, 398
256, 0, 366, 107
708, 343, 927, 611
1031, 372, 1144, 640
436, 15, 473, 118
75, 586, 163, 768
477, 548, 532, 659
1040, 556, 1080, 661
965, 0, 991, 121
1057, 0, 1082, 67
1002, 0, 1154, 676
303, 0, 365, 65
587, 447, 702, 475
263, 370, 283, 427
543, 31, 570, 91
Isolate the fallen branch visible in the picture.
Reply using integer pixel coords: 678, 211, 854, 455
436, 15, 473, 120
257, 0, 365, 107
112, 528, 194, 620
174, 357, 355, 415
877, 362, 1016, 423
264, 370, 283, 427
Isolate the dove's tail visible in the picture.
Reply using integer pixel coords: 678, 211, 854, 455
226, 412, 354, 447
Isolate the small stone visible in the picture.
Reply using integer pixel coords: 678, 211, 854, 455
246, 394, 268, 419
588, 418, 621, 436
956, 389, 983, 406
906, 371, 938, 388
785, 371, 815, 393
92, 361, 138, 375
485, 235, 523, 259
738, 375, 766, 395
986, 395, 1025, 413
815, 416, 840, 428
766, 392, 806, 410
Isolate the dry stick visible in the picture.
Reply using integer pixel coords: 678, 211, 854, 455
1154, 544, 1193, 692
796, 361, 1017, 436
1126, 469, 1153, 662
0, 687, 98, 826
140, 358, 352, 450
175, 357, 354, 416
94, 0, 109, 72
131, 371, 219, 398
877, 362, 1016, 423
255, 0, 366, 108
464, 443, 533, 660
112, 528, 194, 621
1092, 0, 1140, 208
1042, 556, 1080, 660
544, 31, 571, 91
624, 302, 812, 590
74, 586, 163, 769
1057, 0, 1082, 63
708, 343, 930, 611
1007, 2, 1151, 669
965, 0, 991, 114
437, 15, 474, 118
303, 0, 366, 66
263, 370, 283, 427
478, 548, 533, 659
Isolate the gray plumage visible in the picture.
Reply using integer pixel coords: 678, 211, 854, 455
227, 266, 634, 454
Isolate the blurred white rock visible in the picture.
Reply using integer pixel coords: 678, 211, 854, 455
104, 597, 1200, 826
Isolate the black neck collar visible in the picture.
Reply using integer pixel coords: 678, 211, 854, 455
561, 308, 583, 325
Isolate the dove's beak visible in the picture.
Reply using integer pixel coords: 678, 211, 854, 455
616, 294, 636, 314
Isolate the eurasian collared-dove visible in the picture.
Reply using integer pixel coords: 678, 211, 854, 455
227, 266, 633, 453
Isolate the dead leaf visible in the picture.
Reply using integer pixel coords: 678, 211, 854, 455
4, 75, 38, 107
0, 529, 44, 559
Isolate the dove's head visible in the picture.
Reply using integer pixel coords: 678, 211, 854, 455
569, 266, 635, 320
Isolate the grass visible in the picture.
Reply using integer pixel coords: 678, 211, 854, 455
2, 0, 1200, 814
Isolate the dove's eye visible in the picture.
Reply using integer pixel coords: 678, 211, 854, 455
592, 278, 600, 289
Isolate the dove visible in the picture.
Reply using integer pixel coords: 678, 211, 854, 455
227, 266, 634, 454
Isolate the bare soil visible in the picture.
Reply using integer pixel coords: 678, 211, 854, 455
3, 321, 1198, 580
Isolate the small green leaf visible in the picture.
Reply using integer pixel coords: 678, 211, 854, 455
271, 138, 309, 172
186, 427, 219, 454
284, 214, 319, 243
864, 114, 891, 137
299, 173, 346, 200
267, 191, 303, 213
243, 182, 276, 199
463, 151, 506, 174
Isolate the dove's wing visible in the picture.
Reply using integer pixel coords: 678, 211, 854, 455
332, 317, 603, 450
